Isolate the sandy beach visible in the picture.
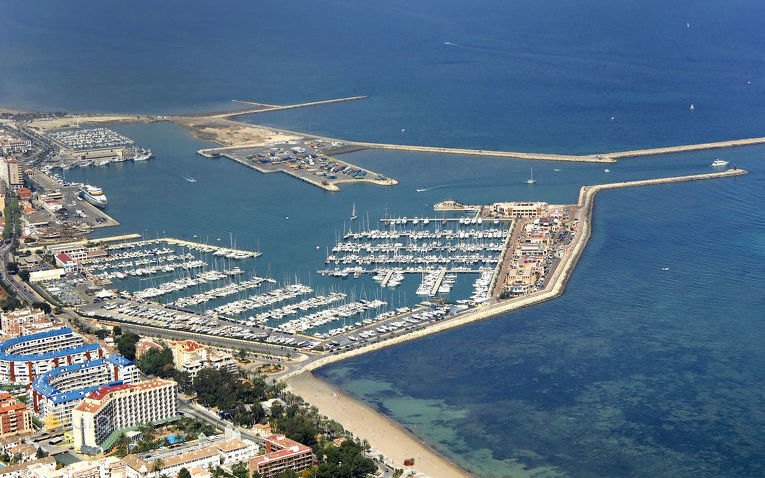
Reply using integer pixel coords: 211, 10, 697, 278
287, 371, 473, 478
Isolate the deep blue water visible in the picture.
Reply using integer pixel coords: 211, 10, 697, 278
2, 0, 765, 153
3, 1, 765, 476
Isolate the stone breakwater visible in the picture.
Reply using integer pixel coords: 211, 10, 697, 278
284, 168, 749, 378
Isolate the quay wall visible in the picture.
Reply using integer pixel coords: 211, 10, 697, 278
283, 168, 749, 379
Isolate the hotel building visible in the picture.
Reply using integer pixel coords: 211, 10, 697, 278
72, 379, 178, 454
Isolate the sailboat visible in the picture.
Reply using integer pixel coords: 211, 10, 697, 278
525, 167, 536, 184
689, 103, 695, 111
350, 203, 358, 221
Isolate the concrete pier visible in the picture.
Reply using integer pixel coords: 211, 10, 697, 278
202, 96, 369, 119
430, 270, 447, 296
379, 270, 395, 287
346, 137, 765, 163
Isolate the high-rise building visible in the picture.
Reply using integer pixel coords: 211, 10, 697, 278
72, 379, 178, 455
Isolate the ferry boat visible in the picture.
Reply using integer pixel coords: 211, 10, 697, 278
79, 184, 108, 208
711, 159, 729, 167
133, 148, 153, 161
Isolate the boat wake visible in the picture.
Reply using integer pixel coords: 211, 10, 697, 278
443, 41, 458, 46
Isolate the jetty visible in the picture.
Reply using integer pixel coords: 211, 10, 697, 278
201, 96, 369, 119
345, 137, 765, 163
430, 270, 447, 296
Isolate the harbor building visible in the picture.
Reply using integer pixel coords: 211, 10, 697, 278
248, 434, 313, 478
0, 392, 31, 437
0, 159, 23, 193
490, 201, 549, 218
72, 378, 178, 454
28, 355, 137, 426
170, 340, 237, 378
0, 328, 103, 385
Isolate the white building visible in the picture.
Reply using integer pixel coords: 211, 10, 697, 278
72, 379, 178, 454
29, 354, 138, 427
0, 328, 103, 385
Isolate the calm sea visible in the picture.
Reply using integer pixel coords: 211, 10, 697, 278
3, 1, 765, 476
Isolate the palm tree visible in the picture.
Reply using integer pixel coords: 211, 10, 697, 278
151, 458, 164, 476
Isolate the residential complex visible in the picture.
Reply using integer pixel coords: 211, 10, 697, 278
170, 340, 237, 378
0, 328, 103, 385
249, 434, 313, 478
0, 392, 31, 437
29, 355, 138, 426
0, 158, 23, 192
122, 437, 258, 478
72, 379, 178, 454
0, 308, 58, 339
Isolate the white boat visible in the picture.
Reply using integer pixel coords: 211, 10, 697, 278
350, 203, 358, 221
711, 159, 729, 167
661, 267, 670, 271
416, 188, 427, 192
689, 103, 695, 111
79, 184, 108, 208
604, 169, 610, 173
525, 167, 536, 184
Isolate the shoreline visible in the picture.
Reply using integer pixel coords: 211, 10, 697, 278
283, 168, 748, 477
287, 371, 475, 478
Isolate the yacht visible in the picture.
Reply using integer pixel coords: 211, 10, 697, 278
133, 148, 153, 161
525, 167, 536, 184
711, 159, 729, 167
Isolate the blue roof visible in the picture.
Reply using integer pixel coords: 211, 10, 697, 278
0, 327, 101, 362
30, 354, 132, 403
105, 354, 133, 367
52, 381, 123, 405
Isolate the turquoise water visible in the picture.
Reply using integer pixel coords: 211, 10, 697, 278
3, 1, 765, 475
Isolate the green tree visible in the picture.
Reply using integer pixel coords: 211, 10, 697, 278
31, 301, 51, 314
5, 262, 18, 274
231, 462, 249, 478
113, 432, 130, 457
173, 370, 193, 392
178, 468, 191, 478
137, 347, 174, 378
112, 325, 122, 336
18, 270, 29, 281
116, 332, 140, 361
274, 470, 299, 478
151, 458, 164, 475
94, 329, 109, 339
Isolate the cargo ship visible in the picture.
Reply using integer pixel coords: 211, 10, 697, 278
79, 184, 108, 208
